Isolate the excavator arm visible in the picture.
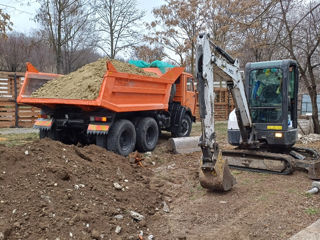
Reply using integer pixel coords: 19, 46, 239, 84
196, 33, 253, 191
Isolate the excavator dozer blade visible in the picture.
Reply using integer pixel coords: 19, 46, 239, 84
199, 150, 236, 191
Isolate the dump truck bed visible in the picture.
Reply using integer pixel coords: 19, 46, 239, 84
17, 61, 184, 112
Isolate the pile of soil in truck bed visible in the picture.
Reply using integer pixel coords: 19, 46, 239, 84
0, 139, 163, 239
31, 58, 158, 100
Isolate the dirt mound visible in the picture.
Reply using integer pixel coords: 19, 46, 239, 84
0, 139, 163, 239
31, 58, 158, 100
299, 133, 320, 144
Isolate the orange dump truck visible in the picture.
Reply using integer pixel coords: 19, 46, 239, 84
17, 61, 197, 156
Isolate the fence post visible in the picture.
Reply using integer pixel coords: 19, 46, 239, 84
13, 73, 19, 127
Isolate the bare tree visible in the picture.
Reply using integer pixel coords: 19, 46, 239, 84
0, 31, 57, 72
0, 9, 12, 38
28, 31, 56, 72
93, 0, 145, 59
146, 0, 207, 74
278, 0, 320, 133
131, 45, 165, 63
63, 47, 101, 73
0, 32, 30, 71
36, 0, 93, 73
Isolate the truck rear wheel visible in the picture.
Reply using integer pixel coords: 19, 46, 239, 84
107, 119, 136, 156
136, 117, 159, 152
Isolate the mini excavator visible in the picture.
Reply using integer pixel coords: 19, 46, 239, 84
196, 33, 320, 191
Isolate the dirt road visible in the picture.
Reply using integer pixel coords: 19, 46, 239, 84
0, 130, 319, 239
147, 145, 320, 240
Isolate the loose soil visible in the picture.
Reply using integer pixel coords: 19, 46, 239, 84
0, 139, 162, 239
1, 135, 320, 239
31, 59, 158, 100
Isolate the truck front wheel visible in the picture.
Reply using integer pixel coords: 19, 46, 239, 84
172, 114, 192, 137
136, 117, 159, 152
107, 119, 136, 156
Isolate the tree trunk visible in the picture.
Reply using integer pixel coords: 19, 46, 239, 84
56, 0, 63, 74
307, 57, 320, 133
56, 47, 63, 74
308, 86, 320, 133
191, 40, 194, 76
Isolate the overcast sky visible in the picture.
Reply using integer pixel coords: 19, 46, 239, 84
0, 0, 164, 33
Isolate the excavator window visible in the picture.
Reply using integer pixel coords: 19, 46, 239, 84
249, 68, 283, 123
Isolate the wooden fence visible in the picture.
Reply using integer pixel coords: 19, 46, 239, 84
0, 71, 40, 128
195, 88, 234, 121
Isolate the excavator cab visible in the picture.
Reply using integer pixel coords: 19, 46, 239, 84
228, 60, 299, 149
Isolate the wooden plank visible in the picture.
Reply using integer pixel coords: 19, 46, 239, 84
0, 72, 24, 78
0, 121, 13, 128
18, 113, 34, 118
0, 98, 15, 102
18, 121, 34, 128
0, 105, 15, 109
0, 111, 15, 117
0, 101, 15, 106
18, 108, 40, 113
0, 119, 14, 124
0, 103, 15, 108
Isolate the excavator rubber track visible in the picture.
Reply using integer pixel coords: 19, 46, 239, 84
222, 147, 320, 179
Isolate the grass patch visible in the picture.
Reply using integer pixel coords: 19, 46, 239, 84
190, 122, 201, 136
189, 183, 206, 200
305, 207, 319, 215
231, 170, 243, 175
0, 132, 39, 146
191, 121, 228, 140
257, 194, 269, 201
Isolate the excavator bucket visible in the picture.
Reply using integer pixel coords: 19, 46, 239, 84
199, 149, 236, 191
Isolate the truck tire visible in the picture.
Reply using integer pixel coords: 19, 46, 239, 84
107, 119, 136, 156
172, 114, 192, 137
136, 117, 159, 152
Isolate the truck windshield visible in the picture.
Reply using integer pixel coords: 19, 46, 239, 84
249, 68, 283, 123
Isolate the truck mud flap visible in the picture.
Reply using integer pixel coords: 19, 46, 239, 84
34, 119, 53, 130
170, 103, 186, 131
87, 124, 110, 135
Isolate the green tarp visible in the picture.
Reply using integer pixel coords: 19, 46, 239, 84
129, 60, 175, 74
